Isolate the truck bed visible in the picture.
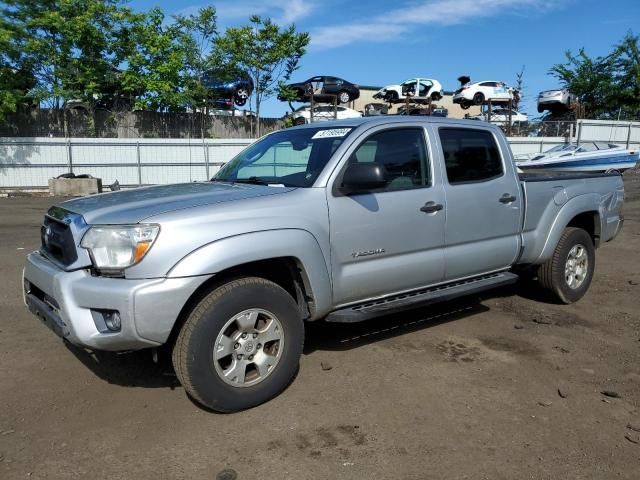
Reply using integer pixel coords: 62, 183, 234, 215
518, 171, 621, 182
516, 170, 625, 265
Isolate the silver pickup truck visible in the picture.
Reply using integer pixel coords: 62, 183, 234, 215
23, 117, 624, 411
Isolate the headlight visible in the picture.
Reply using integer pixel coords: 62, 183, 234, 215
81, 224, 160, 271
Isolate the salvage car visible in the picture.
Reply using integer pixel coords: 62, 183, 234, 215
290, 104, 362, 125
202, 70, 253, 107
364, 103, 389, 116
279, 76, 360, 104
397, 106, 448, 117
468, 108, 528, 125
537, 88, 577, 113
373, 78, 443, 103
453, 76, 518, 109
24, 117, 624, 412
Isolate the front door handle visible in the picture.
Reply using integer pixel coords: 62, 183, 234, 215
499, 193, 517, 204
420, 201, 444, 214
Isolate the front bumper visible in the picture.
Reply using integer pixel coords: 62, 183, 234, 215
23, 252, 211, 351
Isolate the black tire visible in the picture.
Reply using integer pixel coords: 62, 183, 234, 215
172, 277, 304, 412
431, 92, 442, 101
537, 105, 544, 113
537, 227, 595, 304
473, 92, 485, 105
385, 91, 399, 103
233, 87, 250, 107
338, 90, 351, 104
460, 102, 470, 110
294, 117, 306, 126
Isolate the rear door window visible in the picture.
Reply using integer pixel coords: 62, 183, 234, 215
438, 128, 503, 184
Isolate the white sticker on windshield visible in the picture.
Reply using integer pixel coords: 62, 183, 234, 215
312, 128, 351, 139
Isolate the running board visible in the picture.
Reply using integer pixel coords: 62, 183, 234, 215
325, 272, 519, 323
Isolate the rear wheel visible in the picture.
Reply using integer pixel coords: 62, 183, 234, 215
172, 277, 304, 412
294, 117, 306, 126
473, 92, 485, 105
537, 227, 595, 304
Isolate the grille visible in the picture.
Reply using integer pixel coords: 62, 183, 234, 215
41, 216, 78, 266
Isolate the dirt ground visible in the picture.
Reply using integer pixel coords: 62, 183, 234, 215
1, 172, 639, 480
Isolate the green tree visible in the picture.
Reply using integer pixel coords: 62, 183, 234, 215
277, 81, 300, 112
609, 32, 640, 119
0, 10, 36, 121
121, 7, 191, 112
215, 16, 309, 136
173, 6, 219, 113
549, 32, 640, 119
1, 0, 139, 111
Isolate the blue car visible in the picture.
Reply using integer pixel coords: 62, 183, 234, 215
202, 71, 254, 107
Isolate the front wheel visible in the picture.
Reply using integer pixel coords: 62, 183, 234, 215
172, 277, 304, 412
234, 87, 250, 106
537, 227, 595, 304
338, 90, 351, 103
385, 91, 399, 103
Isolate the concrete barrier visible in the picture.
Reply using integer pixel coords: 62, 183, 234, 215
48, 177, 102, 196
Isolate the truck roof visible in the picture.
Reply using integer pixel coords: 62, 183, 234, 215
290, 115, 504, 131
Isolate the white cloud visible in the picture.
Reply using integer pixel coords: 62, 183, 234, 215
311, 0, 566, 49
177, 0, 317, 25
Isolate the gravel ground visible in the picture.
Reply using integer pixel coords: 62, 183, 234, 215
1, 172, 639, 480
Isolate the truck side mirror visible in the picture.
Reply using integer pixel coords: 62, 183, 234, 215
341, 162, 387, 193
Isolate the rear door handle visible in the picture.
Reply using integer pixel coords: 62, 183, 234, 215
499, 193, 517, 204
420, 201, 444, 214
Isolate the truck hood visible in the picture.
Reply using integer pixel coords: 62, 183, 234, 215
60, 182, 295, 224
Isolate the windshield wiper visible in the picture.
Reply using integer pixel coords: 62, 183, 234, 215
232, 176, 270, 185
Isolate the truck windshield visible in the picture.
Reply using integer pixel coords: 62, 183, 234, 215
213, 127, 353, 187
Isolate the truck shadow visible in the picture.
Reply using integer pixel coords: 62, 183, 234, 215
64, 342, 180, 389
62, 281, 544, 389
304, 299, 489, 354
303, 280, 558, 354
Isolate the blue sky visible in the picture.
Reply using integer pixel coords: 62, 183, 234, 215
129, 0, 640, 118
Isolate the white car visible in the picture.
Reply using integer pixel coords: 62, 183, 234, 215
453, 77, 518, 109
468, 108, 528, 126
211, 108, 256, 118
537, 88, 577, 113
373, 78, 443, 103
291, 105, 362, 125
